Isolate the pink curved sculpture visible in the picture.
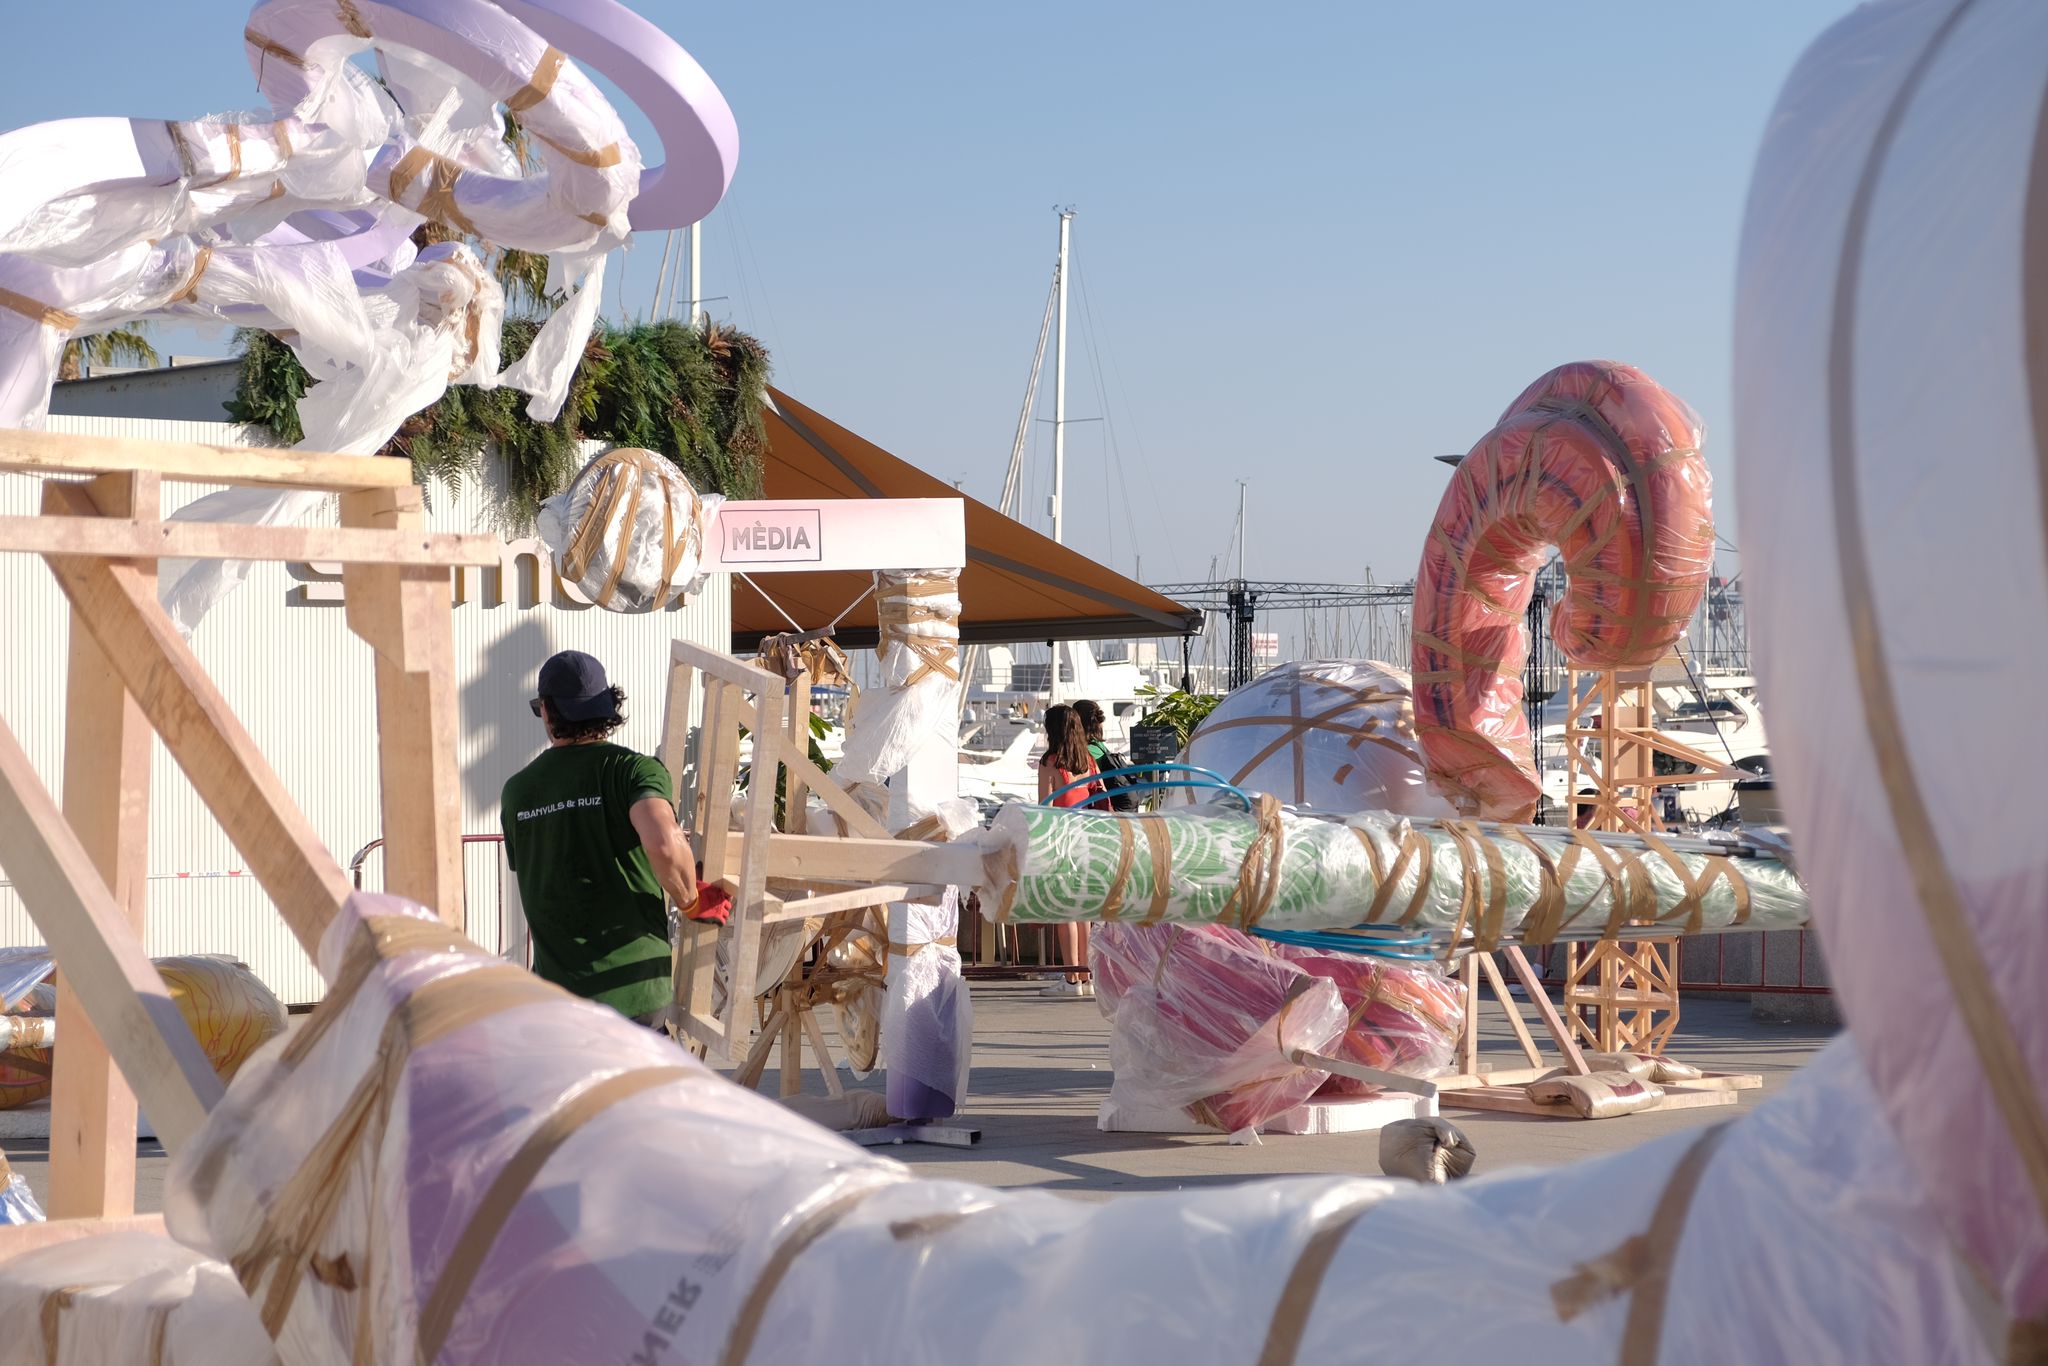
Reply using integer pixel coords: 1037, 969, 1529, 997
1410, 360, 1715, 818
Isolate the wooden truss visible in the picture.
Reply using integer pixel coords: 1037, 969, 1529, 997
0, 429, 481, 1242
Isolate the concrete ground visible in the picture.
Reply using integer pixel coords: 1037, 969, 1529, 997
5, 979, 1835, 1213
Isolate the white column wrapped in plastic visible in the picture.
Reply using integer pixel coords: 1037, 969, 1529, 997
831, 570, 971, 1120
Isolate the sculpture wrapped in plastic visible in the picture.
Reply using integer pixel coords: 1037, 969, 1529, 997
1179, 659, 1454, 815
1091, 923, 1347, 1134
1265, 945, 1461, 1092
0, 0, 740, 632
979, 800, 1808, 944
1411, 361, 1715, 819
538, 447, 723, 611
0, 954, 286, 1110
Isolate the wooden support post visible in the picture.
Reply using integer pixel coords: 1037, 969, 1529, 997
1457, 954, 1480, 1075
341, 487, 462, 925
1475, 951, 1543, 1068
48, 472, 156, 1218
40, 482, 353, 956
0, 713, 220, 1153
1503, 946, 1590, 1075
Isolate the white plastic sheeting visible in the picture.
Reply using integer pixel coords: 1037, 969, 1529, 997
1733, 0, 2048, 1324
0, 0, 739, 630
537, 447, 722, 611
50, 901, 2001, 1364
0, 1233, 277, 1365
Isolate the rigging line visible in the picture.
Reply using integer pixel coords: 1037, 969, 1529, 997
1075, 262, 1174, 578
828, 582, 877, 630
727, 188, 792, 381
649, 228, 677, 324
1000, 276, 1059, 519
736, 572, 804, 632
1074, 264, 1137, 572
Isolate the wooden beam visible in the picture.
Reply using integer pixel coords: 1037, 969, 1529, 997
40, 481, 354, 956
1291, 1049, 1439, 1099
741, 832, 984, 887
0, 517, 499, 566
339, 487, 462, 923
0, 427, 414, 490
48, 471, 155, 1219
670, 636, 784, 694
0, 711, 220, 1150
782, 747, 890, 840
758, 886, 919, 921
1475, 951, 1543, 1069
723, 685, 786, 1053
1502, 945, 1591, 1076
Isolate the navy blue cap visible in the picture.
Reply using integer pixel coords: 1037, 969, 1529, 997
535, 650, 618, 722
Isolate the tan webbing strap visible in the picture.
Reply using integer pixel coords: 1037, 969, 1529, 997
1548, 1123, 1729, 1365
1098, 817, 1136, 921
505, 46, 567, 114
1139, 815, 1173, 923
415, 1065, 700, 1362
1506, 826, 1568, 944
719, 1183, 893, 1366
1255, 1193, 1377, 1366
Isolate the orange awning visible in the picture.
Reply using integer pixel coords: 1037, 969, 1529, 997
737, 388, 1199, 651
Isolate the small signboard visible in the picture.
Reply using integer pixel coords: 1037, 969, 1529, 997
1128, 723, 1181, 767
704, 498, 966, 574
1251, 631, 1280, 658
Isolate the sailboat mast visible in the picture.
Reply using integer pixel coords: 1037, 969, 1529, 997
1051, 208, 1073, 545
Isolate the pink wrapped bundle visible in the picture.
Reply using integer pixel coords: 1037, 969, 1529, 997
1264, 947, 1462, 1097
1092, 923, 1345, 1133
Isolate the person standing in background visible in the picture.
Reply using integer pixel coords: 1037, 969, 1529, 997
500, 650, 724, 1031
1036, 703, 1098, 996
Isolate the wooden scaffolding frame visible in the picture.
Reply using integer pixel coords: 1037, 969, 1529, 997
659, 638, 977, 1070
1560, 667, 1748, 1054
0, 429, 487, 1251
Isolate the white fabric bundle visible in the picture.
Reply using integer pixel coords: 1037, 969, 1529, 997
33, 913, 1990, 1365
537, 447, 722, 611
0, 1233, 278, 1366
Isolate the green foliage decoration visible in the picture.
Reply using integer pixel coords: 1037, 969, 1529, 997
225, 316, 771, 529
1135, 684, 1226, 748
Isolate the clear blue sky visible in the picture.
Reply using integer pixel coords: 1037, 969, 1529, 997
3, 2, 1849, 588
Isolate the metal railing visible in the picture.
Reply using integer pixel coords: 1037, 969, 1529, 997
346, 833, 527, 966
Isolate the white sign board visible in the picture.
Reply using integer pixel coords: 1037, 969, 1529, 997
1252, 631, 1280, 658
704, 498, 966, 574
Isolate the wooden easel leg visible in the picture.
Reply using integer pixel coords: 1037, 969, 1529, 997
1475, 952, 1542, 1068
1502, 946, 1591, 1075
49, 472, 155, 1218
340, 487, 461, 925
779, 991, 802, 1099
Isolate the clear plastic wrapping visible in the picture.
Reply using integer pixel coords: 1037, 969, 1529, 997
1411, 361, 1714, 819
1091, 922, 1346, 1134
883, 890, 973, 1120
537, 447, 722, 611
1179, 659, 1453, 816
979, 802, 1808, 943
1263, 944, 1461, 1092
0, 1155, 43, 1225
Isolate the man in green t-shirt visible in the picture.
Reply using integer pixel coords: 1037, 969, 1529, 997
500, 650, 713, 1028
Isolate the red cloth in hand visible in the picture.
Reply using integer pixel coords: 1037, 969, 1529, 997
688, 880, 731, 925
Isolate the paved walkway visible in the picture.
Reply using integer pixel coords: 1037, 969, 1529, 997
5, 979, 1836, 1214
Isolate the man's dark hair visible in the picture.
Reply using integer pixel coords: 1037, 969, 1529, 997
542, 687, 629, 742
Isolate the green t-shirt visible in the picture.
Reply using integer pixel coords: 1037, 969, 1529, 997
500, 742, 675, 1019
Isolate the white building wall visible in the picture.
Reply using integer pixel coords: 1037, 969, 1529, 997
0, 416, 730, 1003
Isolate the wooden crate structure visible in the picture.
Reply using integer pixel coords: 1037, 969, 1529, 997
660, 638, 976, 1069
0, 429, 485, 1244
